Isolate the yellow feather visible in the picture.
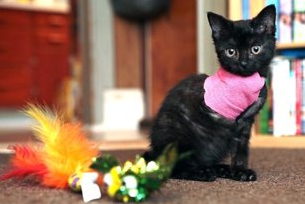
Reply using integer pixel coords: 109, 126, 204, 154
24, 104, 99, 188
24, 104, 60, 143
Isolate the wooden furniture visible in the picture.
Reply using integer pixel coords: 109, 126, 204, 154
114, 0, 197, 117
147, 0, 197, 116
114, 16, 144, 89
0, 8, 71, 107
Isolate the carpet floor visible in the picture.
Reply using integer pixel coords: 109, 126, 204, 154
0, 148, 305, 204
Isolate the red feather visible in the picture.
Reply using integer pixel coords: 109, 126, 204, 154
0, 145, 47, 181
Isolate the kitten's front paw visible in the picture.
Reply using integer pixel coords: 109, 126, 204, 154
171, 167, 217, 181
231, 169, 257, 182
214, 164, 231, 178
199, 168, 217, 182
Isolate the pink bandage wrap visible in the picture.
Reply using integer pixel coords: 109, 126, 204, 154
203, 68, 265, 120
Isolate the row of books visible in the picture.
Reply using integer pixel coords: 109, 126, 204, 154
229, 0, 305, 43
278, 0, 305, 43
258, 57, 305, 136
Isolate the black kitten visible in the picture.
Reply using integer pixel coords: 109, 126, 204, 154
144, 5, 276, 182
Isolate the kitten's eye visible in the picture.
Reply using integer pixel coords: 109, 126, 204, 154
251, 45, 262, 54
225, 49, 237, 58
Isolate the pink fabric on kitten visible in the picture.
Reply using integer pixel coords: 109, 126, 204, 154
204, 67, 265, 120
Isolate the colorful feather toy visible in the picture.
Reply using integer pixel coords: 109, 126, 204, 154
0, 104, 99, 189
0, 104, 178, 203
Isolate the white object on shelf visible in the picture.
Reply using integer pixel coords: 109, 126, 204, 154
91, 89, 145, 132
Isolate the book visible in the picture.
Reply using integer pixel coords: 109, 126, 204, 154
270, 57, 305, 136
280, 0, 293, 14
293, 59, 302, 135
279, 0, 293, 43
271, 57, 293, 136
293, 0, 305, 11
292, 0, 305, 42
249, 0, 265, 18
242, 0, 250, 19
301, 59, 305, 135
229, 0, 243, 20
287, 59, 297, 135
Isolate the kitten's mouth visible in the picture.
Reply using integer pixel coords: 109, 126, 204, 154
237, 66, 256, 76
223, 66, 257, 76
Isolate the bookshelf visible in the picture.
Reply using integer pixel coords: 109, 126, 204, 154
277, 42, 305, 50
228, 0, 305, 50
251, 135, 305, 148
228, 0, 305, 140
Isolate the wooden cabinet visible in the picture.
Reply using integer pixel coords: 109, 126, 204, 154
33, 12, 71, 105
147, 0, 197, 116
0, 8, 71, 107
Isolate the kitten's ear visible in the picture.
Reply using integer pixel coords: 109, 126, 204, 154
252, 5, 276, 35
207, 12, 231, 39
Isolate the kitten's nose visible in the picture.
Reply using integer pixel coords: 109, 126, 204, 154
240, 61, 247, 68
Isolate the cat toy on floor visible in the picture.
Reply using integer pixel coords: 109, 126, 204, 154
0, 104, 177, 203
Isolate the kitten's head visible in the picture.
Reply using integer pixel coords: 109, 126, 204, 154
207, 5, 276, 77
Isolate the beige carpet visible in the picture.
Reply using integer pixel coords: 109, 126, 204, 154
0, 148, 305, 204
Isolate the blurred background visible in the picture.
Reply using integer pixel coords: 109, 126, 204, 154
0, 0, 225, 142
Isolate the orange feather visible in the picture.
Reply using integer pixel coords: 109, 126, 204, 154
41, 123, 99, 188
26, 105, 100, 188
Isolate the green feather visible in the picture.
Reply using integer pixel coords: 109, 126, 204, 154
90, 154, 119, 173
